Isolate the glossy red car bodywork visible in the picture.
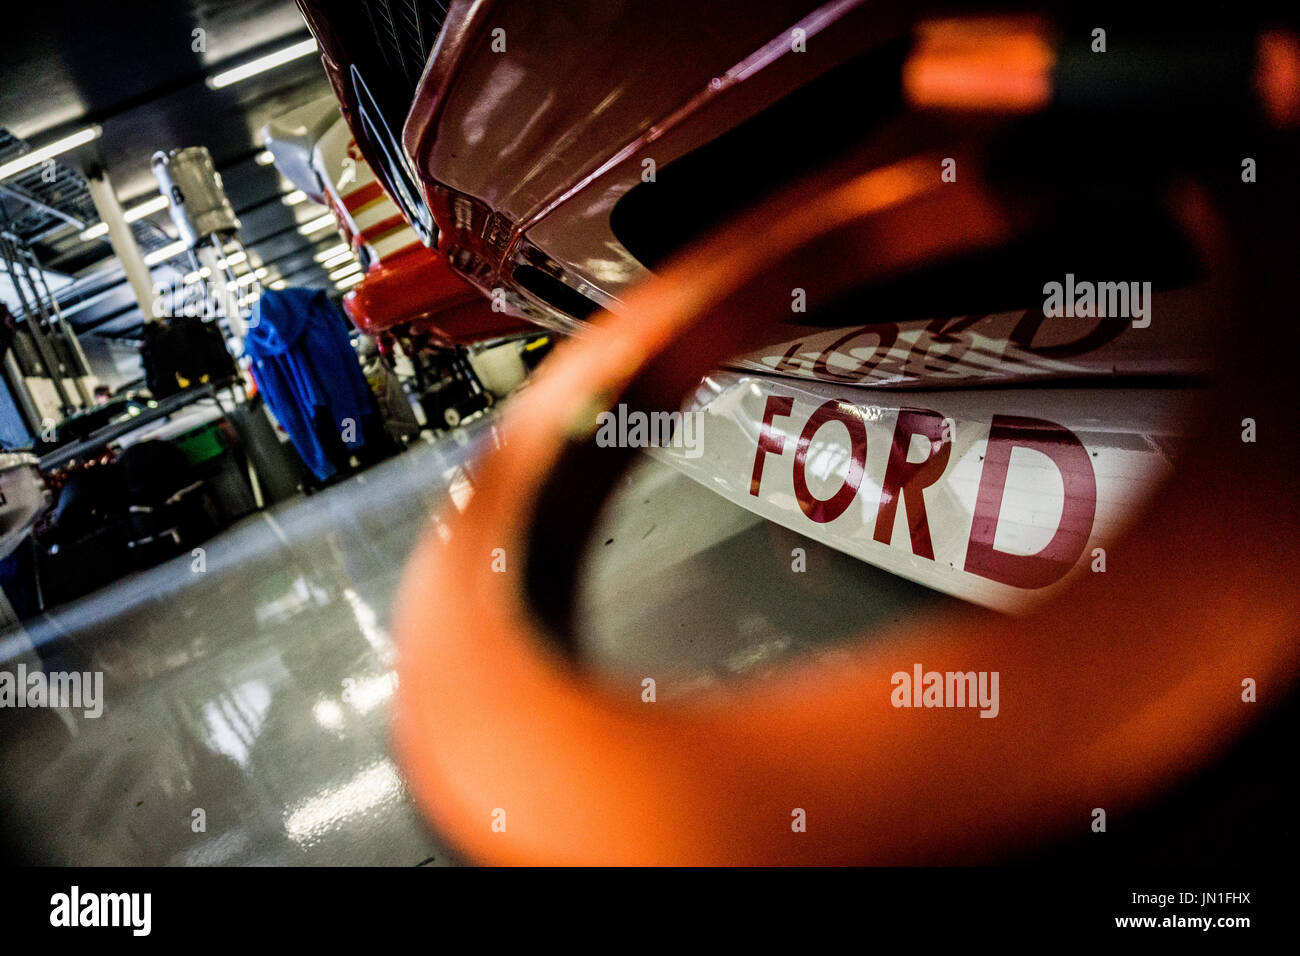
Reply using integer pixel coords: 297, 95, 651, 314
296, 0, 540, 348
400, 0, 879, 331
342, 245, 534, 347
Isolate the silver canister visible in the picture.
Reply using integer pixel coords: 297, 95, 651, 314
151, 147, 241, 247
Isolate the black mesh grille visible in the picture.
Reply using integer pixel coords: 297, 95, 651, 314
360, 0, 450, 94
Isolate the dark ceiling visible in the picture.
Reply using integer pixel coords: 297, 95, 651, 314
0, 0, 347, 340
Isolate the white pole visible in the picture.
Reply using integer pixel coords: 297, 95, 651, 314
85, 168, 158, 323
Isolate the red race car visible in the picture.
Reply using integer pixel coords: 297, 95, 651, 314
263, 96, 548, 428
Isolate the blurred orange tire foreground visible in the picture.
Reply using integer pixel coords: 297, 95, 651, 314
392, 152, 1300, 865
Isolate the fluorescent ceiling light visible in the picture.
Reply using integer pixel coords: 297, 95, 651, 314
207, 38, 318, 90
335, 272, 364, 290
127, 194, 170, 220
80, 193, 171, 242
314, 243, 348, 262
0, 125, 102, 183
282, 190, 308, 206
269, 280, 287, 290
143, 239, 189, 267
299, 213, 335, 236
255, 150, 276, 166
328, 262, 363, 282
321, 250, 355, 269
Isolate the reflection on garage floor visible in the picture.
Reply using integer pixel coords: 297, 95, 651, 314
0, 415, 974, 865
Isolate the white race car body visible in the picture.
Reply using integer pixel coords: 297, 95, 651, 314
650, 289, 1209, 612
0, 453, 51, 561
656, 370, 1188, 613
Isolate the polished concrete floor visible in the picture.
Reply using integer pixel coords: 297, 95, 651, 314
0, 415, 964, 865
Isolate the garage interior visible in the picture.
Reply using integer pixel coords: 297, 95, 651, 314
0, 0, 945, 864
0, 0, 1296, 875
